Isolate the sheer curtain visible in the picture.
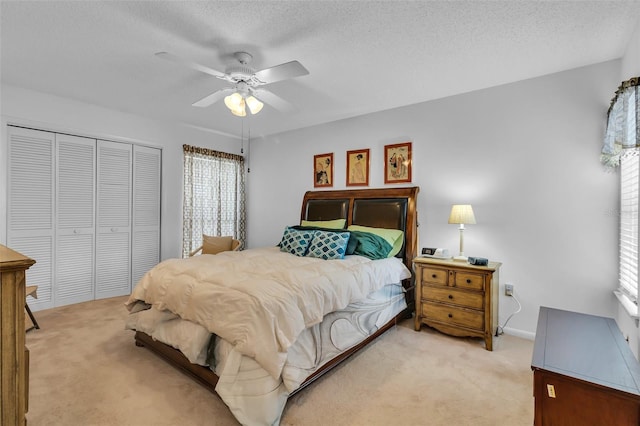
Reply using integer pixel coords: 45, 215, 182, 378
182, 144, 246, 258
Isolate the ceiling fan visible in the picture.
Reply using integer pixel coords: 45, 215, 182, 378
156, 51, 309, 116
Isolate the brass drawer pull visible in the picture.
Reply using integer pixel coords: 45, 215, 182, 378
432, 274, 437, 279
466, 279, 471, 284
448, 294, 453, 299
448, 313, 453, 318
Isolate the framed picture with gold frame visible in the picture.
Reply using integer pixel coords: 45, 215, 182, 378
384, 142, 412, 184
346, 149, 370, 187
314, 152, 334, 188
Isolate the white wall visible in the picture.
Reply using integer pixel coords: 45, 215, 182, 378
248, 60, 621, 338
621, 18, 640, 78
0, 59, 625, 339
617, 18, 640, 357
0, 84, 240, 261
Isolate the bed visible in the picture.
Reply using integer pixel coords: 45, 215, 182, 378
126, 186, 419, 425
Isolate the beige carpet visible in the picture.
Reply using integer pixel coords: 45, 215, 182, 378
25, 296, 534, 425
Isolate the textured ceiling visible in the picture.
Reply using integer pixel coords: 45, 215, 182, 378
2, 1, 640, 139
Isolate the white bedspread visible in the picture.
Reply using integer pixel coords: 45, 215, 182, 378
126, 284, 406, 426
125, 247, 411, 379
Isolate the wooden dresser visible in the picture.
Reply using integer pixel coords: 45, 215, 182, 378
413, 257, 501, 351
1, 244, 35, 426
531, 307, 640, 426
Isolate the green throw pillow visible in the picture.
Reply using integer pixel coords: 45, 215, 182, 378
347, 225, 404, 257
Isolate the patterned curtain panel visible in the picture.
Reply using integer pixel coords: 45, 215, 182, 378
182, 144, 246, 258
601, 77, 639, 169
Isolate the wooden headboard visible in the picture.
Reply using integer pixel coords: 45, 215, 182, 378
300, 187, 419, 273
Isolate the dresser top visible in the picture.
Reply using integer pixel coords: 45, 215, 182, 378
0, 244, 36, 272
532, 306, 640, 397
413, 256, 501, 271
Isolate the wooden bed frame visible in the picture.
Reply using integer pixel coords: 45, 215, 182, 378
134, 186, 419, 398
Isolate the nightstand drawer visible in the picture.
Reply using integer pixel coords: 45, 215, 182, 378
454, 272, 484, 291
422, 302, 484, 331
421, 267, 448, 285
423, 286, 484, 310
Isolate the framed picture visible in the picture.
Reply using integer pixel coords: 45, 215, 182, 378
384, 142, 412, 184
314, 152, 334, 187
346, 149, 370, 187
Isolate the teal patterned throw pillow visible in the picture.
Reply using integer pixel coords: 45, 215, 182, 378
279, 227, 315, 256
306, 230, 350, 260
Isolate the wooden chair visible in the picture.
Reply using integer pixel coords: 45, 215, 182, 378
25, 285, 40, 331
189, 238, 241, 257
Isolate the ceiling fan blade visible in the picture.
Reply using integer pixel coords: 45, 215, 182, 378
253, 89, 296, 113
192, 88, 235, 108
254, 61, 309, 85
155, 52, 227, 79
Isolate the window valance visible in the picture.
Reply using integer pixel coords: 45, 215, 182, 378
183, 144, 244, 162
601, 77, 640, 169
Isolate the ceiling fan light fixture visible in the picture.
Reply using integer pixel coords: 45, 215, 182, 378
224, 92, 247, 116
246, 96, 263, 115
224, 92, 243, 110
231, 102, 246, 117
224, 92, 263, 116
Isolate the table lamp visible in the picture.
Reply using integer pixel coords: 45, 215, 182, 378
448, 204, 476, 261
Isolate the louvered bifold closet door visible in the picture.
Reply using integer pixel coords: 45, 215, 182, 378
96, 140, 132, 298
7, 126, 55, 310
55, 134, 96, 306
131, 145, 161, 286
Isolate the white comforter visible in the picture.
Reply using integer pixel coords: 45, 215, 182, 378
125, 246, 411, 379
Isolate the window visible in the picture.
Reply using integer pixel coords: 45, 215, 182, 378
619, 151, 639, 304
603, 77, 639, 316
182, 144, 246, 258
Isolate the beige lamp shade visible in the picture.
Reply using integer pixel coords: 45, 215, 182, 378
448, 204, 476, 261
448, 204, 476, 225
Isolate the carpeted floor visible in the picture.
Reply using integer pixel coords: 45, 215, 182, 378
25, 296, 534, 425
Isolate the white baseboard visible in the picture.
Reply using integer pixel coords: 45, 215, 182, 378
502, 327, 535, 341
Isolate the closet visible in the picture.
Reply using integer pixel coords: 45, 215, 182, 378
56, 133, 95, 306
96, 140, 131, 300
7, 126, 161, 310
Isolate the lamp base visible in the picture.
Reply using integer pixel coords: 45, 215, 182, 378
452, 255, 468, 262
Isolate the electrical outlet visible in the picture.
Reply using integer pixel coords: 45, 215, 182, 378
505, 283, 514, 296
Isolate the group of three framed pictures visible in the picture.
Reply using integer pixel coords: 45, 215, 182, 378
314, 142, 412, 188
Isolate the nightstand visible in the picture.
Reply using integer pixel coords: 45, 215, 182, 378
413, 257, 501, 350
